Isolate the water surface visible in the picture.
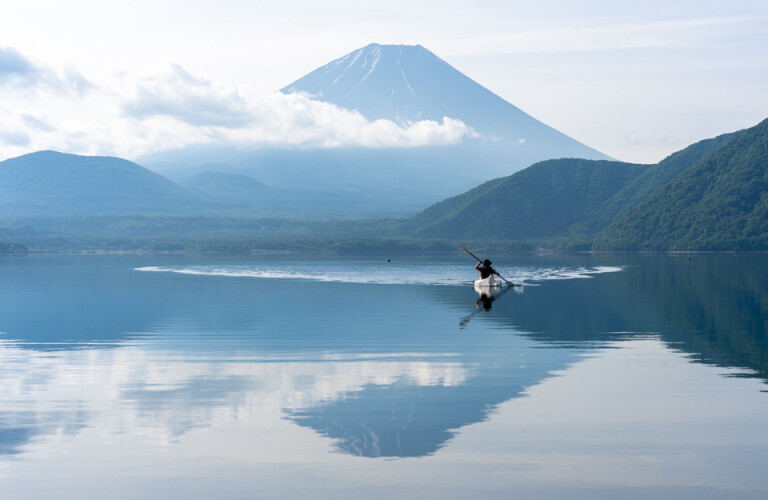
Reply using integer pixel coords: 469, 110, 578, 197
1, 254, 767, 499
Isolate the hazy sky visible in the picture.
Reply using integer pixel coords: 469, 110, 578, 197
0, 0, 766, 164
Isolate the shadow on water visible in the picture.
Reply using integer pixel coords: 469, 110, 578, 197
273, 255, 768, 458
455, 255, 768, 381
459, 282, 516, 328
0, 254, 767, 459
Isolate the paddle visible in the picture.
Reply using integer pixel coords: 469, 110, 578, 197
459, 244, 514, 286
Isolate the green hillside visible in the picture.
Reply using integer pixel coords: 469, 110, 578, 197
580, 130, 743, 233
594, 119, 768, 251
400, 121, 761, 251
0, 151, 210, 217
402, 159, 648, 240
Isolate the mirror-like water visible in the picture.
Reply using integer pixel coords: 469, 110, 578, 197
1, 254, 767, 499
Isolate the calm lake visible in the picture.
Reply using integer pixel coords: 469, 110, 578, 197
1, 254, 767, 499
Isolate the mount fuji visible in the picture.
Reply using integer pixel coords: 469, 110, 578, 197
282, 43, 607, 162
143, 43, 610, 216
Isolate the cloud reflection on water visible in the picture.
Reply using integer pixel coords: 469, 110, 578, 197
2, 255, 768, 499
0, 341, 472, 454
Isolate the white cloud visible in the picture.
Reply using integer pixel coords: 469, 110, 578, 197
59, 66, 94, 96
0, 1, 766, 164
123, 65, 253, 128
0, 45, 39, 83
0, 126, 30, 147
233, 91, 474, 149
0, 45, 92, 95
22, 114, 55, 132
0, 61, 476, 160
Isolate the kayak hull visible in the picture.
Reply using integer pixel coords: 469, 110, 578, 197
473, 275, 502, 290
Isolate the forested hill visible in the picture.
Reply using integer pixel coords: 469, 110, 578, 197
594, 118, 768, 251
0, 151, 211, 217
401, 159, 648, 241
581, 129, 743, 234
400, 119, 763, 251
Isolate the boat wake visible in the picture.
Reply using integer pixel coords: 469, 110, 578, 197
135, 263, 623, 286
523, 266, 623, 283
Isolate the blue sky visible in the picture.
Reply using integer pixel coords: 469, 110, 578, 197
0, 0, 766, 164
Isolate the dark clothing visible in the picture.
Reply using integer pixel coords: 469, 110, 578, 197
476, 263, 497, 279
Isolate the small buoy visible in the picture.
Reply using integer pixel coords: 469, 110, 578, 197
387, 259, 391, 263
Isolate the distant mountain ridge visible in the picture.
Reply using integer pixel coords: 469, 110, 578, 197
0, 151, 424, 221
180, 171, 268, 203
141, 43, 610, 213
0, 151, 211, 217
3, 119, 766, 252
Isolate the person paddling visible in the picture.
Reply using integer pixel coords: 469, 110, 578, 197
475, 259, 500, 280
461, 244, 515, 286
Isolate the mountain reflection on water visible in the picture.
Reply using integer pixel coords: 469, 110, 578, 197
0, 255, 766, 464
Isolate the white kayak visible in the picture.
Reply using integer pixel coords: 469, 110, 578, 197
473, 275, 503, 291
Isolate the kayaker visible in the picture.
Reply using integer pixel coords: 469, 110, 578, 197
475, 259, 499, 280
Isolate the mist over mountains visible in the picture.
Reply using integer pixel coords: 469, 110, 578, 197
1, 117, 767, 253
140, 43, 610, 213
